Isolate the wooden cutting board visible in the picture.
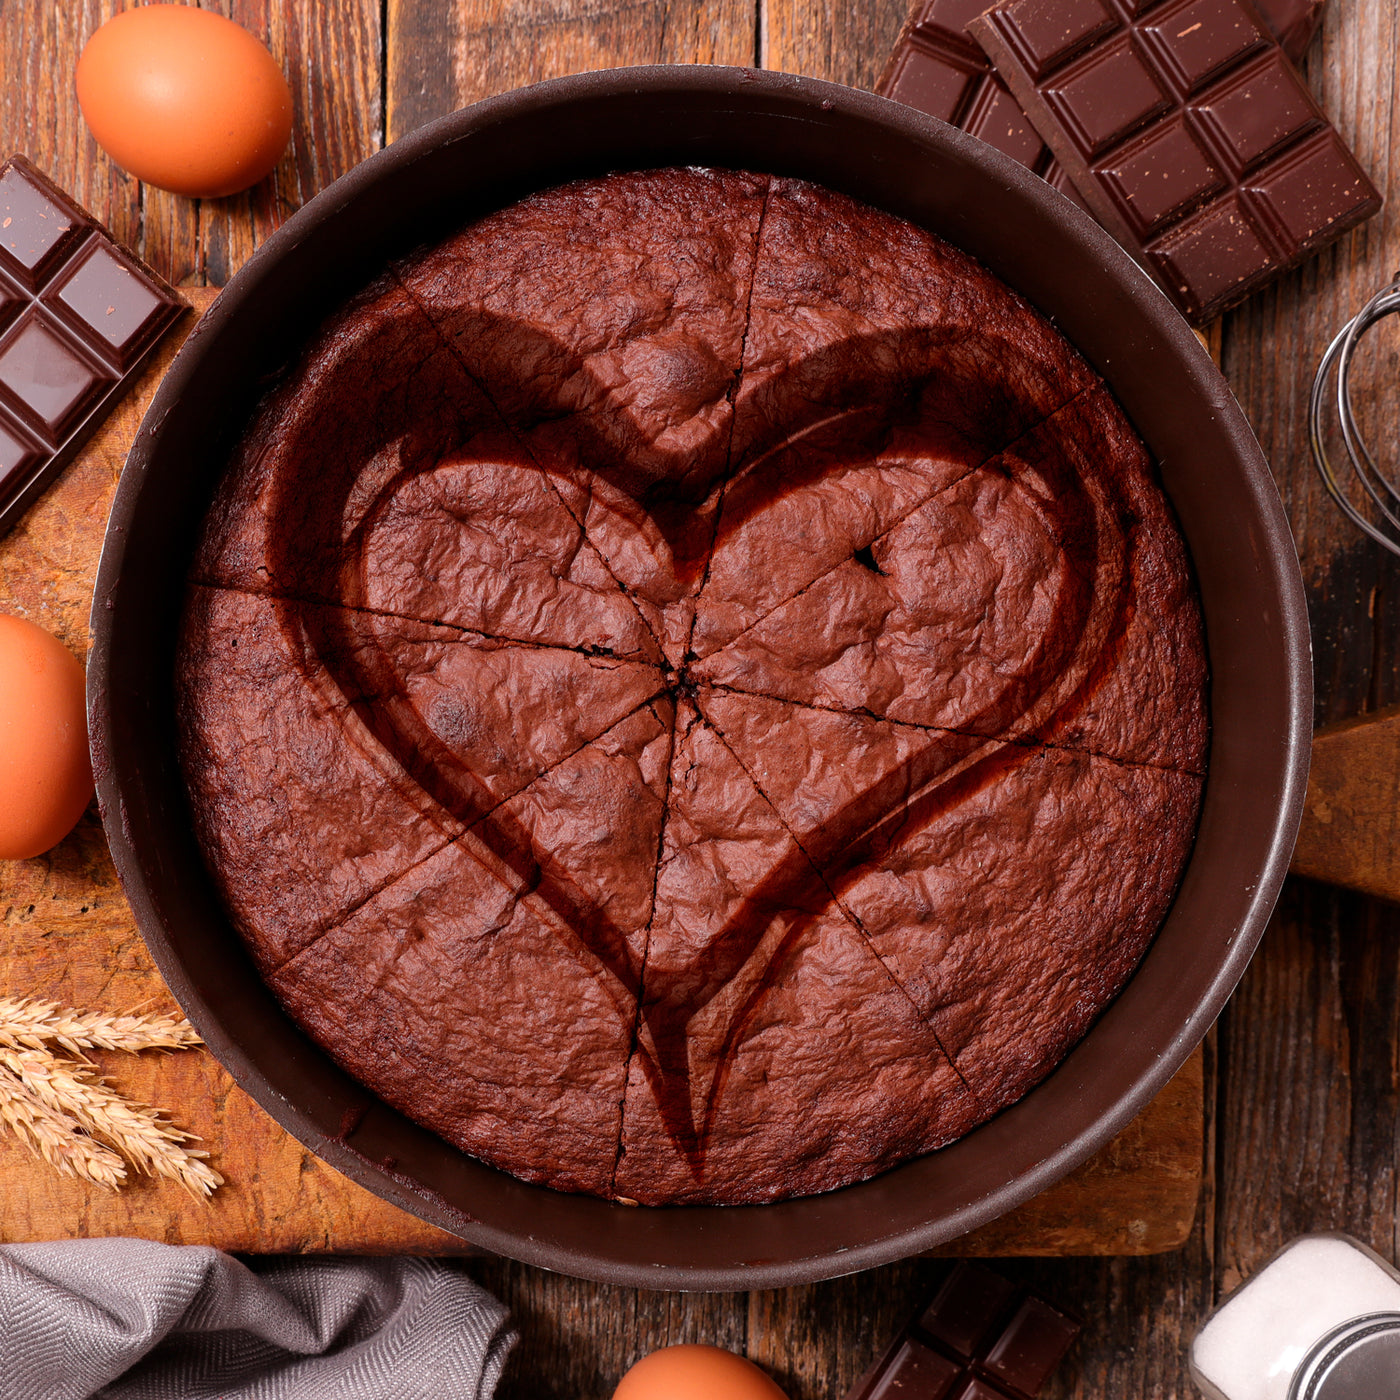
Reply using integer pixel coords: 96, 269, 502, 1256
0, 289, 1202, 1257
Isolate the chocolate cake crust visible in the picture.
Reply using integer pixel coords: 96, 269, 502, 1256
179, 167, 1207, 1204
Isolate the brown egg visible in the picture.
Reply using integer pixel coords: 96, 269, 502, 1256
614, 1346, 791, 1400
0, 615, 94, 861
76, 5, 293, 199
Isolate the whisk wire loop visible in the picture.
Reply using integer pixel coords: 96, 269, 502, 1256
1310, 273, 1400, 556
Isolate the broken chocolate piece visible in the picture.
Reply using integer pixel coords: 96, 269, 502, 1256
878, 0, 1091, 210
0, 154, 186, 536
850, 1263, 1082, 1400
967, 0, 1380, 324
1256, 0, 1327, 59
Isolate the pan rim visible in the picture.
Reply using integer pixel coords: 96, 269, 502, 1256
88, 63, 1311, 1291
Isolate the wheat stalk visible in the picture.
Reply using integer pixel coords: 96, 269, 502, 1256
1, 1048, 223, 1199
0, 996, 201, 1057
0, 1062, 126, 1189
0, 998, 220, 1198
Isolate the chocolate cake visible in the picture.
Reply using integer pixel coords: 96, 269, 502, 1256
177, 167, 1208, 1205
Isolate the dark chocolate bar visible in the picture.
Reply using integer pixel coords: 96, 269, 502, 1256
879, 0, 1323, 217
878, 0, 1089, 210
0, 155, 186, 537
848, 1263, 1081, 1400
967, 0, 1380, 323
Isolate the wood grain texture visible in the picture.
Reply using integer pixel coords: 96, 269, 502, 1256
762, 0, 905, 90
1292, 705, 1400, 901
0, 294, 1200, 1262
385, 0, 755, 143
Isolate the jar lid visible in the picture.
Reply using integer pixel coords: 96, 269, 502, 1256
1290, 1313, 1400, 1399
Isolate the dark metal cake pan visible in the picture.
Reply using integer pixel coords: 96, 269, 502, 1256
88, 66, 1311, 1291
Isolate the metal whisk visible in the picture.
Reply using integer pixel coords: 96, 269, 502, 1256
1311, 272, 1400, 557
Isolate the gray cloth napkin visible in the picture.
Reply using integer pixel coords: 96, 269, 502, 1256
0, 1239, 515, 1400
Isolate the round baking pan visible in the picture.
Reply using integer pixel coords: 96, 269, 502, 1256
89, 66, 1311, 1290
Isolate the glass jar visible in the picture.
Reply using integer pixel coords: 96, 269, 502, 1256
1190, 1233, 1400, 1399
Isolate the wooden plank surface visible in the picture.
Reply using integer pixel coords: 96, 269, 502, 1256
1291, 705, 1400, 902
2, 0, 1396, 1396
388, 0, 755, 127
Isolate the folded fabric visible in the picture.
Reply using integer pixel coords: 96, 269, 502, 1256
0, 1239, 515, 1400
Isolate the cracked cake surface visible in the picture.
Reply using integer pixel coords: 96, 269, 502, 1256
178, 167, 1208, 1204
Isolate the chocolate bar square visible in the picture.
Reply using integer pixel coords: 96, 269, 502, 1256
0, 310, 115, 443
867, 1339, 963, 1400
981, 1297, 1085, 1394
1098, 116, 1226, 237
1042, 35, 1173, 156
0, 160, 87, 292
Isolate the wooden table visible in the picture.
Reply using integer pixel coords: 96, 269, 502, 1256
2, 2, 1397, 1396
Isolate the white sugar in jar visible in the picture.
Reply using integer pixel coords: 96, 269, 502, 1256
1190, 1234, 1400, 1400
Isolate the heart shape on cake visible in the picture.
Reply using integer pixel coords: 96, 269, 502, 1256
266, 313, 1138, 1174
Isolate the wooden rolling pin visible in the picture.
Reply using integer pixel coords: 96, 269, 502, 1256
1292, 706, 1400, 902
